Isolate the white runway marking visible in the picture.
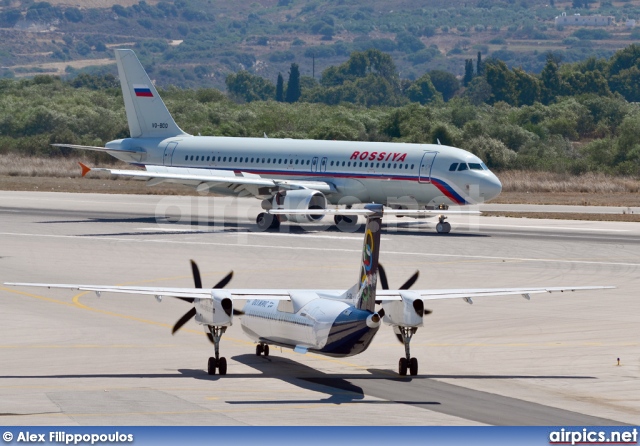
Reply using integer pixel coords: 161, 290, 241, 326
459, 223, 630, 232
2, 231, 639, 267
137, 227, 369, 240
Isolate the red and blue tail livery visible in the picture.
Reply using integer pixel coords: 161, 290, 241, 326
133, 84, 153, 97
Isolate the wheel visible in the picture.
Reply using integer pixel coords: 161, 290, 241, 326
256, 344, 263, 356
336, 214, 359, 233
409, 357, 418, 376
334, 215, 343, 225
399, 357, 408, 376
263, 344, 269, 357
256, 212, 273, 231
207, 357, 217, 375
218, 357, 227, 375
436, 222, 451, 234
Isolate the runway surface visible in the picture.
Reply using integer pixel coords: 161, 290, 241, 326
0, 191, 638, 425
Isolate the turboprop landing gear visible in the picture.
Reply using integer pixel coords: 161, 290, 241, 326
435, 215, 451, 234
207, 326, 228, 375
255, 343, 270, 357
397, 326, 419, 376
256, 212, 280, 231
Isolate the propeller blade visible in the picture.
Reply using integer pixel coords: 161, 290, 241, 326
400, 271, 419, 290
424, 309, 433, 315
213, 271, 233, 289
378, 264, 389, 290
172, 307, 196, 335
206, 332, 215, 344
190, 260, 202, 289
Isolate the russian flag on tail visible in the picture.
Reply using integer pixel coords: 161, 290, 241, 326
133, 84, 153, 97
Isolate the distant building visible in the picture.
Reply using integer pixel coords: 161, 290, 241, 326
555, 12, 614, 27
626, 19, 636, 28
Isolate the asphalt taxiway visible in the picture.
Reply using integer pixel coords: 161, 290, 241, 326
0, 191, 638, 425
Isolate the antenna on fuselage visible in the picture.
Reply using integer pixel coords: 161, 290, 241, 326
437, 139, 441, 145
264, 132, 268, 138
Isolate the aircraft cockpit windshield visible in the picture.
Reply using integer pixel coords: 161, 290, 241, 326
449, 162, 488, 172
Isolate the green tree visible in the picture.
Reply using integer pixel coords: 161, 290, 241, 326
513, 68, 541, 106
463, 59, 474, 86
540, 55, 562, 104
406, 74, 441, 105
485, 60, 516, 105
285, 63, 301, 103
275, 73, 284, 102
225, 71, 275, 103
428, 70, 460, 102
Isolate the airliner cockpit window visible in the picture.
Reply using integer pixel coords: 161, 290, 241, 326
449, 163, 458, 171
469, 163, 483, 170
457, 163, 468, 171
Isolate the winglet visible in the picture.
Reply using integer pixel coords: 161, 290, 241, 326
79, 162, 91, 177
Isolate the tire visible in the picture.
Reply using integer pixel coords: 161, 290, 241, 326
399, 357, 408, 376
256, 344, 263, 356
256, 213, 273, 231
441, 222, 451, 233
336, 215, 359, 233
436, 222, 444, 233
334, 215, 343, 225
218, 357, 227, 375
207, 357, 216, 375
263, 344, 269, 357
409, 357, 418, 376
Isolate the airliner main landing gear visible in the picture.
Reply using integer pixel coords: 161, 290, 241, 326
207, 326, 228, 375
256, 212, 280, 231
255, 343, 270, 356
435, 214, 451, 234
397, 326, 419, 376
334, 214, 359, 232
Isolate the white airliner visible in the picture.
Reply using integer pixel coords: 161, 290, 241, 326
6, 205, 612, 376
58, 49, 503, 233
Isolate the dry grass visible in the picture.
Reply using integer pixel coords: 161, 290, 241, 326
0, 153, 123, 178
498, 170, 640, 194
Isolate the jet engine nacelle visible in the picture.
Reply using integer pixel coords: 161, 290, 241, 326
195, 291, 233, 326
277, 189, 327, 223
380, 292, 424, 328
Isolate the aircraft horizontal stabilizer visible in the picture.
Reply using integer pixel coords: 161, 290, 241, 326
51, 143, 141, 153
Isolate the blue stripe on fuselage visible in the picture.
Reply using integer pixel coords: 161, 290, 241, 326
319, 307, 378, 357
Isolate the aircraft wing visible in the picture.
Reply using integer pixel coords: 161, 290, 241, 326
376, 286, 615, 303
80, 164, 336, 194
3, 283, 297, 301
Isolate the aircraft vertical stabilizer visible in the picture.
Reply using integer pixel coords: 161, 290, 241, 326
354, 204, 383, 312
115, 49, 188, 139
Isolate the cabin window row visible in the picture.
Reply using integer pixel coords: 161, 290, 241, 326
330, 160, 415, 170
185, 155, 312, 165
183, 154, 415, 170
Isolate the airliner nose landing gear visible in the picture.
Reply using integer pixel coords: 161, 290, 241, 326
207, 326, 228, 375
397, 326, 419, 376
435, 215, 451, 234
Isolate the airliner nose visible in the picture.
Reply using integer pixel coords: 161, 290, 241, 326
482, 173, 502, 202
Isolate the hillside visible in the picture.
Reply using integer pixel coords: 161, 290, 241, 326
2, 0, 640, 89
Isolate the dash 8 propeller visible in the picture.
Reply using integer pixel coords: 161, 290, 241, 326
172, 260, 234, 375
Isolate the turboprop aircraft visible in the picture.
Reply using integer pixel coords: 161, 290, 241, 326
5, 205, 612, 376
57, 49, 502, 233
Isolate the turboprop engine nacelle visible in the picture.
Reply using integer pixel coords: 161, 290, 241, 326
277, 189, 327, 223
380, 291, 424, 328
195, 291, 233, 326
